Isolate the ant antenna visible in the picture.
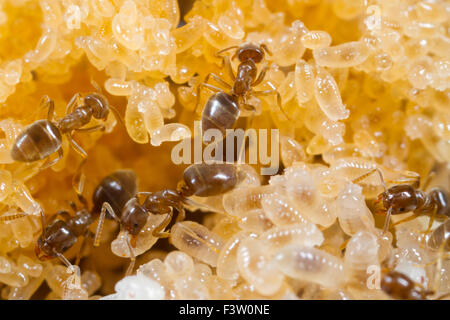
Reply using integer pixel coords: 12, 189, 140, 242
182, 196, 243, 224
108, 104, 125, 127
124, 233, 136, 276
352, 168, 387, 192
94, 202, 121, 247
0, 212, 28, 223
90, 78, 102, 93
260, 43, 272, 56
55, 250, 73, 268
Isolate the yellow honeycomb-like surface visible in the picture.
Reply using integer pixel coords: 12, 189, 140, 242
0, 0, 448, 299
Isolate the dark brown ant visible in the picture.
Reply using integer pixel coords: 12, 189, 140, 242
10, 83, 123, 195
196, 43, 290, 136
353, 168, 449, 234
381, 270, 435, 300
29, 170, 138, 272
34, 200, 94, 268
93, 163, 238, 275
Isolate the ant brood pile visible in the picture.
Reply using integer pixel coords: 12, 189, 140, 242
0, 0, 448, 300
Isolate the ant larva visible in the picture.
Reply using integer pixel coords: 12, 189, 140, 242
93, 163, 239, 275
196, 42, 291, 136
11, 81, 123, 195
353, 168, 449, 234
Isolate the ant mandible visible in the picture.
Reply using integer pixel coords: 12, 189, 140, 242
196, 43, 291, 136
353, 168, 449, 234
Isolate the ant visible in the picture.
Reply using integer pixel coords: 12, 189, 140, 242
93, 163, 239, 275
10, 81, 123, 195
34, 202, 94, 268
196, 43, 291, 136
352, 168, 449, 234
0, 171, 136, 273
382, 235, 450, 301
381, 270, 440, 300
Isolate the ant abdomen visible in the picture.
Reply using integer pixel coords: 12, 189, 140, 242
202, 92, 240, 135
11, 120, 62, 162
181, 163, 238, 197
429, 188, 449, 217
92, 169, 138, 216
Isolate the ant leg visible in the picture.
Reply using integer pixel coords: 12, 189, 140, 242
41, 96, 55, 122
214, 46, 237, 79
90, 78, 102, 93
252, 87, 293, 122
222, 56, 236, 81
204, 72, 232, 90
175, 207, 185, 223
75, 124, 106, 133
109, 105, 125, 126
40, 210, 46, 230
215, 46, 239, 60
94, 202, 121, 247
195, 83, 223, 114
384, 171, 420, 188
390, 212, 420, 229
422, 208, 438, 237
382, 207, 394, 234
0, 213, 27, 223
66, 134, 87, 197
352, 168, 387, 192
40, 147, 64, 171
124, 233, 136, 276
252, 65, 268, 87
65, 93, 83, 116
74, 235, 86, 266
260, 43, 272, 56
69, 201, 77, 212
55, 251, 72, 268
421, 171, 436, 191
151, 209, 173, 238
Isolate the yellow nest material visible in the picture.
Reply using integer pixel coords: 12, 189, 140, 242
0, 0, 448, 300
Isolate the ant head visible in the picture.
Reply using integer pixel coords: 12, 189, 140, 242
382, 184, 418, 213
235, 43, 268, 63
84, 93, 109, 120
121, 198, 148, 236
